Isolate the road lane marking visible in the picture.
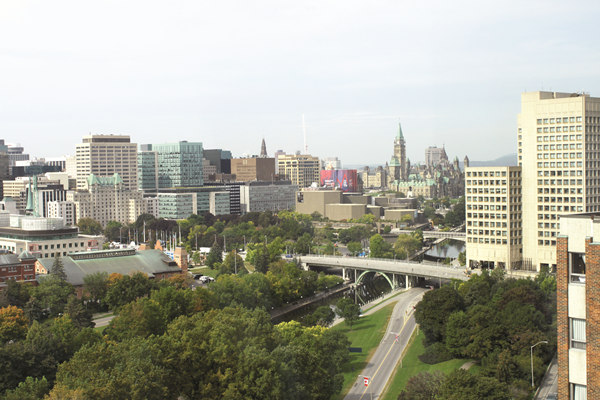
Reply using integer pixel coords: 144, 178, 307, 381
358, 307, 416, 400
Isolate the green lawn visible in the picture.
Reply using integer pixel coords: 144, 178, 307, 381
188, 266, 219, 277
93, 325, 107, 333
331, 303, 396, 400
381, 330, 468, 400
362, 290, 406, 313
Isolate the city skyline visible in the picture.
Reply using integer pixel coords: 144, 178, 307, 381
2, 1, 600, 164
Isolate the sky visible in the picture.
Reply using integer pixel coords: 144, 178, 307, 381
2, 0, 600, 165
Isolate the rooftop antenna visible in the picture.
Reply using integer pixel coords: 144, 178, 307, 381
302, 114, 307, 154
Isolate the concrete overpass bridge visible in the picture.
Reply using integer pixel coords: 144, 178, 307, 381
298, 255, 471, 290
392, 230, 466, 241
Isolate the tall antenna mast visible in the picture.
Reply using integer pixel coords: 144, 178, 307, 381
302, 114, 307, 154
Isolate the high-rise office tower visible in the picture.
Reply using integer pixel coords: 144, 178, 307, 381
277, 154, 320, 188
465, 166, 523, 270
138, 145, 159, 194
152, 141, 203, 188
75, 135, 138, 191
518, 91, 600, 271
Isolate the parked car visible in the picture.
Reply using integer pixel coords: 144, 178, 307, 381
192, 274, 203, 280
199, 276, 215, 284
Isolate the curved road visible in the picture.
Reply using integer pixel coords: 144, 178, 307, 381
345, 288, 427, 400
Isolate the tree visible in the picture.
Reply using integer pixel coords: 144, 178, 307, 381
220, 251, 245, 275
50, 254, 67, 281
398, 371, 445, 400
106, 298, 165, 341
205, 241, 222, 268
32, 275, 75, 318
335, 297, 360, 329
210, 273, 273, 310
23, 297, 46, 323
76, 218, 102, 235
0, 280, 31, 308
2, 376, 51, 400
458, 251, 466, 266
347, 241, 362, 256
104, 272, 155, 311
0, 305, 28, 343
104, 220, 123, 242
369, 234, 392, 258
394, 233, 422, 259
51, 337, 173, 400
64, 296, 93, 329
83, 272, 110, 309
436, 369, 510, 400
251, 243, 271, 274
294, 232, 313, 254
414, 285, 464, 344
273, 321, 349, 399
304, 305, 335, 327
22, 316, 101, 387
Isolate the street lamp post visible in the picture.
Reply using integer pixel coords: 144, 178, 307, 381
530, 340, 548, 388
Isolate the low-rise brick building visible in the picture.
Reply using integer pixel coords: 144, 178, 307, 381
557, 213, 599, 399
0, 251, 37, 289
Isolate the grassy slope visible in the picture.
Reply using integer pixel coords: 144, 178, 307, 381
331, 303, 396, 400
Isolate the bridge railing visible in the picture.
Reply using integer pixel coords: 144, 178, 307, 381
299, 254, 460, 270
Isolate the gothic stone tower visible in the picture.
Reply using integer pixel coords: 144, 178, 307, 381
389, 123, 407, 182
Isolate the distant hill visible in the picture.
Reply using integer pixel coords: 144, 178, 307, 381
467, 153, 518, 167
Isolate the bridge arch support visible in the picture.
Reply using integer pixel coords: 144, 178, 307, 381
356, 270, 396, 290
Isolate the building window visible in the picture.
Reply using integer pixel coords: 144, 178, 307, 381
570, 252, 586, 283
570, 318, 586, 350
570, 383, 587, 400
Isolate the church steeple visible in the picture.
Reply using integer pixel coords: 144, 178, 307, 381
260, 138, 267, 158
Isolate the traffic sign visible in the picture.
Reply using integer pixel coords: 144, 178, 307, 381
364, 377, 369, 387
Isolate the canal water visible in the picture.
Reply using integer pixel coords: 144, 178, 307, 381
273, 274, 393, 324
425, 239, 465, 260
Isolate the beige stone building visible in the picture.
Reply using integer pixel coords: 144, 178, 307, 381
465, 166, 523, 270
67, 174, 145, 226
465, 91, 600, 273
296, 190, 343, 217
361, 166, 387, 189
384, 209, 417, 223
75, 135, 138, 191
519, 91, 600, 271
277, 154, 320, 188
325, 203, 365, 221
230, 157, 275, 182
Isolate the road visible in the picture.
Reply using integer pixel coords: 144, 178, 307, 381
344, 288, 427, 400
93, 314, 115, 328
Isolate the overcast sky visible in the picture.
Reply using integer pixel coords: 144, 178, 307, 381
2, 0, 600, 165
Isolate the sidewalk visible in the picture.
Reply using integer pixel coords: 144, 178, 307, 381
535, 356, 558, 400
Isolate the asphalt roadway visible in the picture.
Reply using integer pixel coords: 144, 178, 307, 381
344, 288, 427, 400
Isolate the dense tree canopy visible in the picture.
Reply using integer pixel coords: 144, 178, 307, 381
413, 270, 556, 395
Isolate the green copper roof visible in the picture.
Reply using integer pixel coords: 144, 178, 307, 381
87, 173, 123, 187
25, 180, 34, 211
397, 123, 404, 140
37, 249, 181, 286
389, 157, 401, 166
